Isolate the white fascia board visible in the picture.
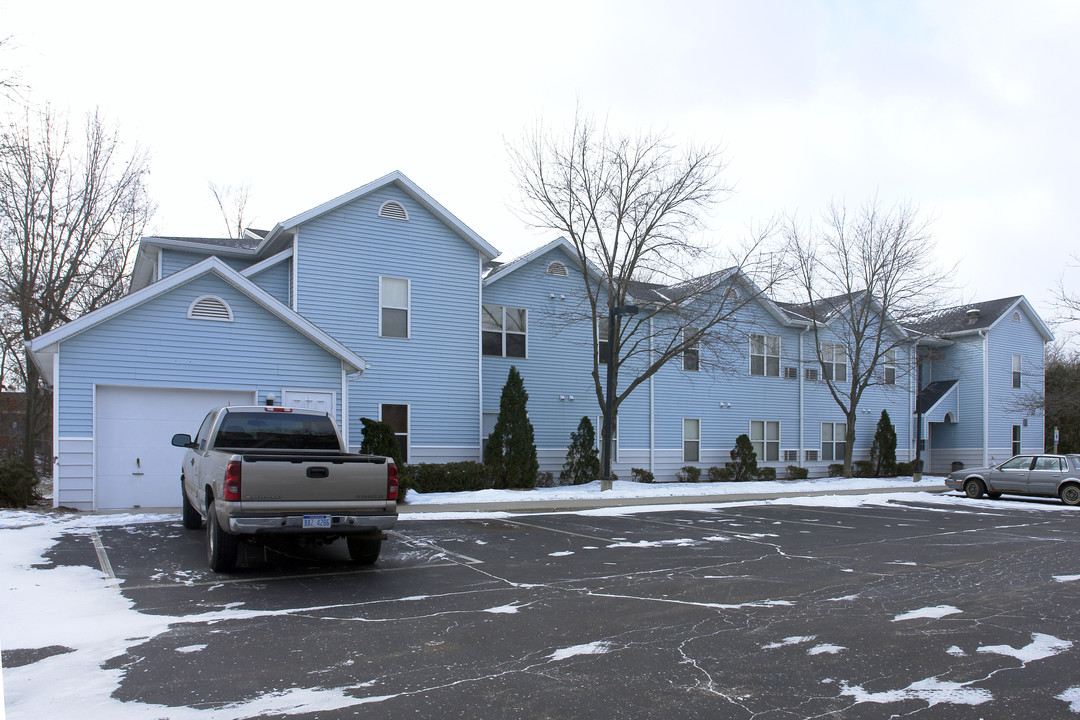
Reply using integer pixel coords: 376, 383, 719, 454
140, 236, 258, 257
484, 237, 588, 286
239, 248, 293, 278
28, 257, 368, 384
265, 170, 499, 260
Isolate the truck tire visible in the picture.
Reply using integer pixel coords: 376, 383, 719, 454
206, 499, 239, 572
181, 480, 201, 530
347, 537, 382, 565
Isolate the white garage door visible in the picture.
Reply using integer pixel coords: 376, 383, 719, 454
95, 386, 255, 510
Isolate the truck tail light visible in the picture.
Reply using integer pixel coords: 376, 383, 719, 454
223, 460, 242, 501
387, 461, 399, 501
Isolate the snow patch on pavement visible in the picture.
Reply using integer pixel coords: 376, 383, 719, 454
977, 633, 1072, 663
892, 605, 961, 622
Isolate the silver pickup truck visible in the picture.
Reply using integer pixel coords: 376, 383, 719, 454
171, 405, 398, 571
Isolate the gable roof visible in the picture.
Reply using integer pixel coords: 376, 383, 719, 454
776, 290, 911, 340
483, 237, 600, 287
904, 295, 1053, 342
27, 257, 368, 386
263, 170, 498, 260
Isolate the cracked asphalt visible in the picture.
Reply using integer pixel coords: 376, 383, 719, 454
22, 495, 1080, 718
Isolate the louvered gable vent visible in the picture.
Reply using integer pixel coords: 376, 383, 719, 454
546, 260, 568, 277
188, 295, 233, 322
379, 200, 409, 221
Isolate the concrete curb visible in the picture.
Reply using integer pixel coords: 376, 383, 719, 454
399, 484, 950, 515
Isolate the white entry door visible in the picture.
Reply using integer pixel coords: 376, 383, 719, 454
95, 386, 254, 510
282, 390, 334, 414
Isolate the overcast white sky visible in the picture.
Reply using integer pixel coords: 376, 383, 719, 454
3, 0, 1077, 333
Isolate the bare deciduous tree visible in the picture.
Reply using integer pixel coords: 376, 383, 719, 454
509, 111, 782, 476
209, 181, 252, 239
0, 105, 154, 465
783, 198, 949, 476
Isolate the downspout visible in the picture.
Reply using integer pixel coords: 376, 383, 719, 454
980, 329, 989, 466
478, 255, 485, 462
649, 315, 655, 475
798, 327, 806, 465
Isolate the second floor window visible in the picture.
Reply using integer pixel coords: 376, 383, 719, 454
598, 320, 609, 364
750, 334, 780, 377
380, 277, 409, 338
1012, 354, 1022, 388
821, 343, 847, 382
683, 328, 700, 371
482, 305, 526, 358
883, 348, 896, 385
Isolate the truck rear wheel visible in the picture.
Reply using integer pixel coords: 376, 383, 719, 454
347, 537, 382, 565
206, 499, 239, 572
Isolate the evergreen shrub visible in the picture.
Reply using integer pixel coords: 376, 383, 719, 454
708, 466, 732, 482
828, 463, 845, 477
405, 462, 489, 494
360, 417, 408, 502
484, 366, 539, 489
786, 465, 809, 480
561, 416, 600, 486
631, 467, 655, 483
0, 457, 38, 508
757, 466, 777, 481
727, 434, 758, 482
675, 466, 702, 483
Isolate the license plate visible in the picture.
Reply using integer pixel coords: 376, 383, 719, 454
302, 514, 332, 529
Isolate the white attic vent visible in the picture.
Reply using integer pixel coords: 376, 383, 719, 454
379, 200, 409, 221
546, 260, 568, 277
187, 295, 233, 322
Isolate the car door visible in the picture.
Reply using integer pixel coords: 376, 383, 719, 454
1027, 456, 1065, 497
989, 456, 1033, 492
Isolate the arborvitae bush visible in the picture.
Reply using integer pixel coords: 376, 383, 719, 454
0, 457, 39, 508
484, 366, 539, 489
631, 467, 655, 483
786, 465, 809, 480
560, 416, 600, 486
675, 466, 702, 483
869, 409, 898, 476
360, 417, 408, 502
727, 434, 758, 482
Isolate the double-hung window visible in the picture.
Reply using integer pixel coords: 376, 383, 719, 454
482, 305, 527, 358
598, 321, 609, 365
379, 277, 409, 338
883, 348, 896, 385
683, 418, 700, 462
1012, 425, 1022, 456
821, 422, 846, 462
683, 328, 700, 371
750, 420, 780, 463
1012, 354, 1022, 389
750, 334, 780, 377
821, 343, 847, 382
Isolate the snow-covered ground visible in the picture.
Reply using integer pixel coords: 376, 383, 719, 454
403, 474, 945, 506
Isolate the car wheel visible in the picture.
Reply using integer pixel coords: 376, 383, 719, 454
1061, 484, 1080, 506
206, 499, 238, 572
964, 479, 986, 499
347, 537, 382, 565
181, 481, 202, 530
986, 492, 1002, 500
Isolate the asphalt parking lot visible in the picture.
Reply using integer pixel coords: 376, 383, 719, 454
21, 495, 1080, 718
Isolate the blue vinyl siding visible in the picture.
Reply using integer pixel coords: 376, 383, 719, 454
160, 249, 253, 278
294, 186, 482, 458
988, 306, 1046, 456
248, 259, 292, 306
57, 274, 343, 436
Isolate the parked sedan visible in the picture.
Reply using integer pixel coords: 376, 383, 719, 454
946, 454, 1080, 505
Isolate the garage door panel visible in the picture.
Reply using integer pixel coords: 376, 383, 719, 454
95, 387, 254, 509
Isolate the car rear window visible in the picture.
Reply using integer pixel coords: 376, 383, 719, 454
214, 411, 340, 450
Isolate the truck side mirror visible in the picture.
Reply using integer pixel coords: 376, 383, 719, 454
171, 433, 196, 448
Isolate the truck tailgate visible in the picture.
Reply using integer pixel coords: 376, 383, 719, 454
239, 453, 391, 505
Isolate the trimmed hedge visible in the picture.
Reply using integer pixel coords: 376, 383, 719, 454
404, 462, 490, 494
675, 466, 702, 483
786, 465, 809, 480
631, 467, 655, 483
708, 466, 732, 482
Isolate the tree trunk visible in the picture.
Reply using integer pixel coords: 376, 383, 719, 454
844, 410, 857, 478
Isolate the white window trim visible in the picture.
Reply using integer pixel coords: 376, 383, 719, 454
821, 343, 848, 383
821, 421, 847, 462
682, 417, 701, 463
482, 304, 528, 358
750, 419, 781, 463
187, 294, 234, 322
1012, 354, 1022, 389
883, 348, 897, 385
683, 329, 700, 372
379, 276, 411, 339
749, 333, 781, 377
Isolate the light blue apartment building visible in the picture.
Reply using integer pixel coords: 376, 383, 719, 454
28, 172, 1052, 510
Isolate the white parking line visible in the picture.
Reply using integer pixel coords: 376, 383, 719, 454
89, 529, 121, 590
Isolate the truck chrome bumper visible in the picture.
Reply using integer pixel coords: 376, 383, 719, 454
228, 514, 397, 534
